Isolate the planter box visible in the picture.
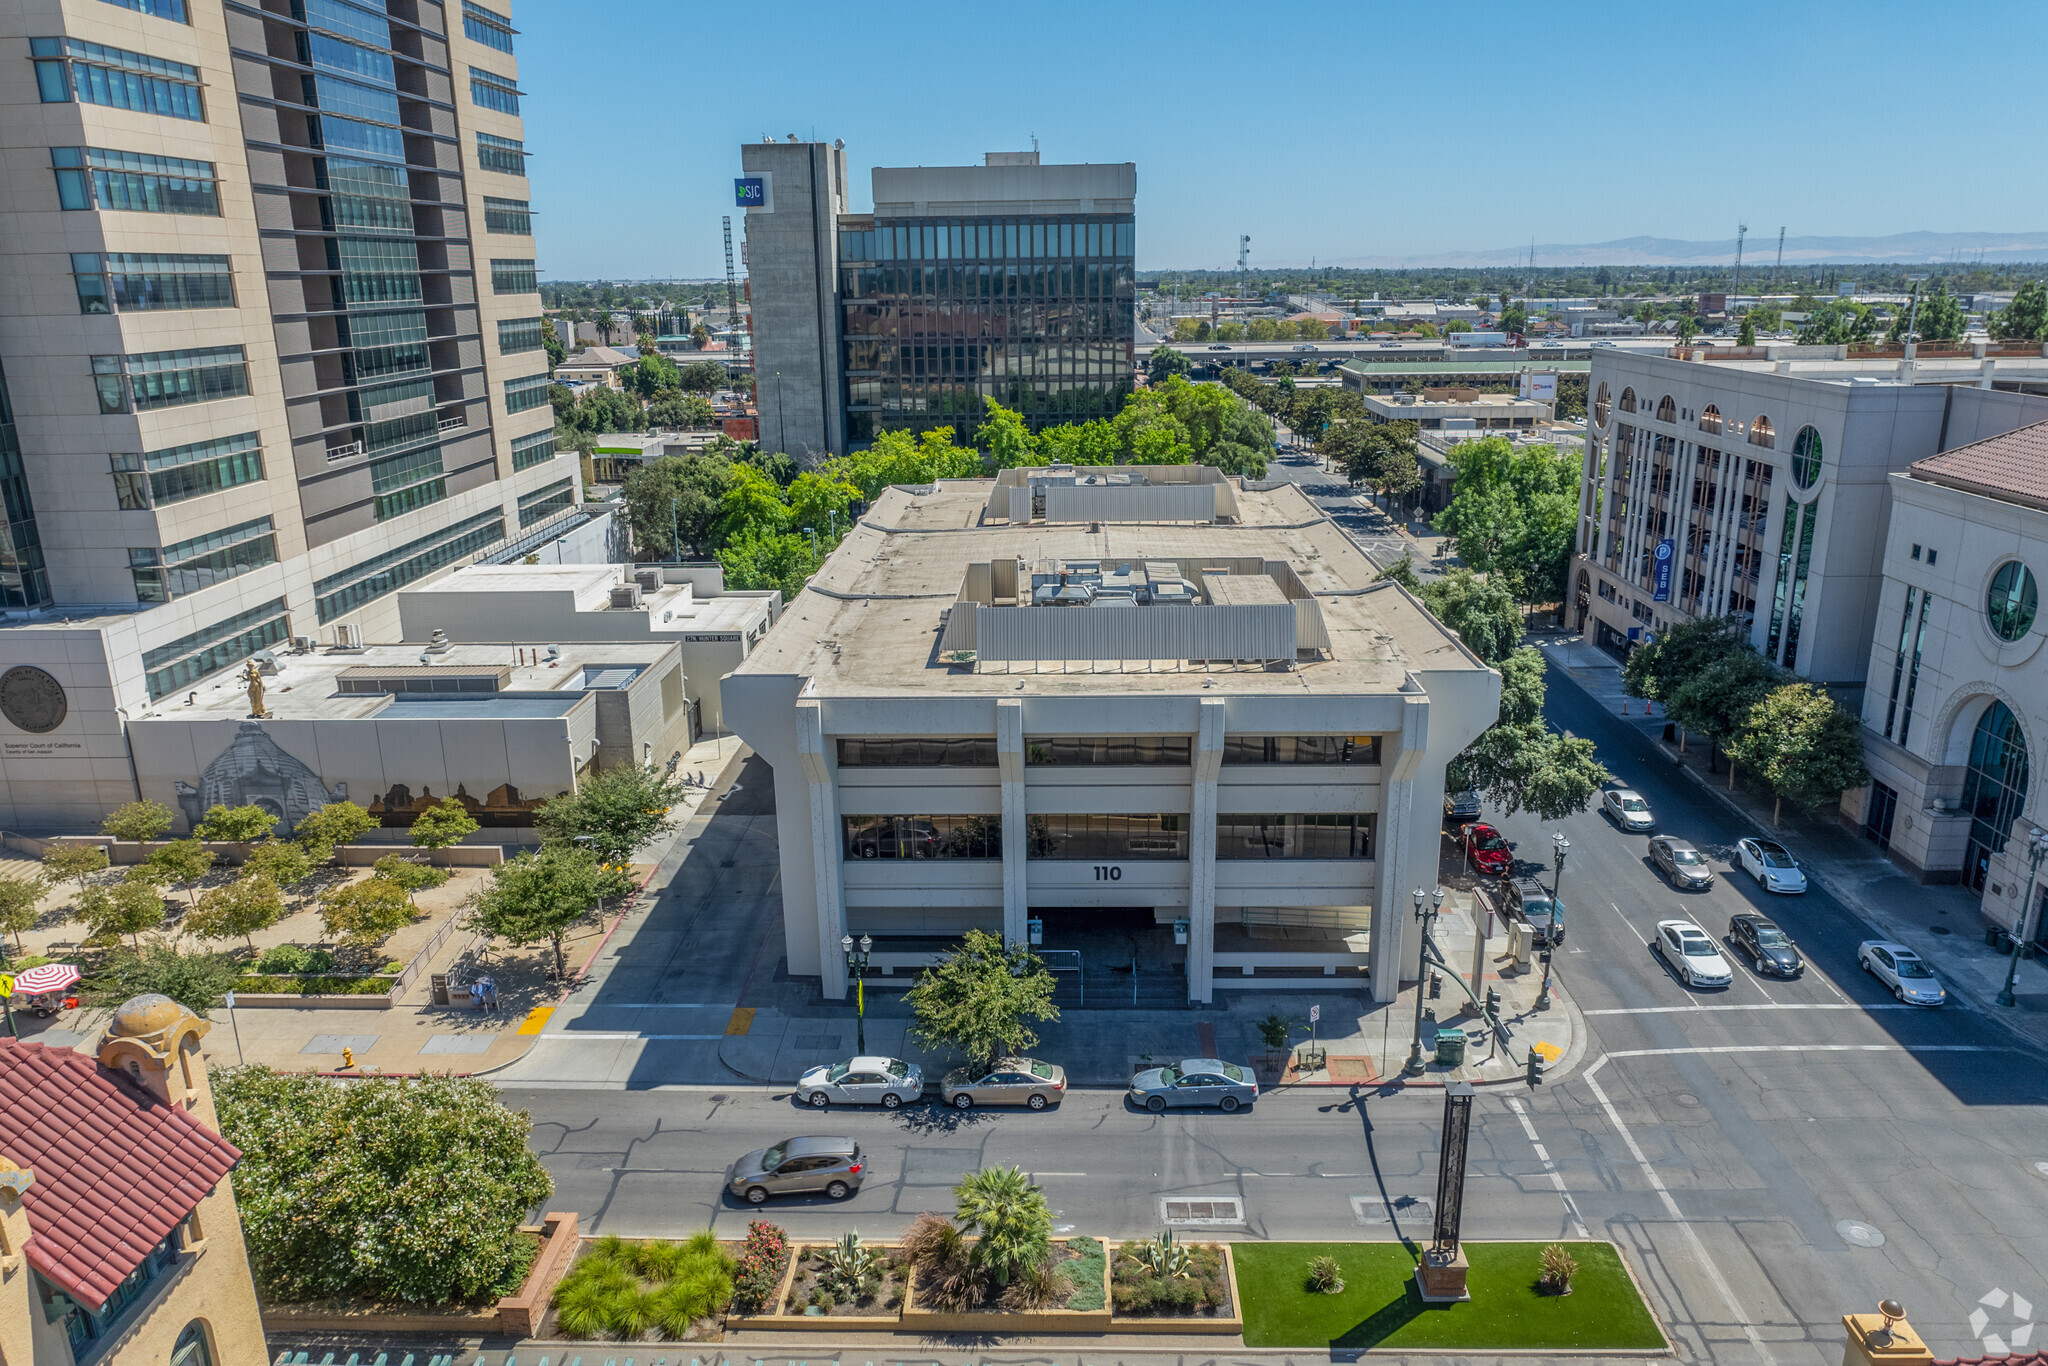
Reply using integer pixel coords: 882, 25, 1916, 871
725, 1241, 900, 1332
260, 1215, 571, 1337
227, 992, 396, 1009
1105, 1240, 1244, 1335
899, 1245, 1113, 1334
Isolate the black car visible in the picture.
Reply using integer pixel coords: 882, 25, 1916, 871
1728, 914, 1803, 977
1444, 789, 1482, 824
1503, 876, 1565, 946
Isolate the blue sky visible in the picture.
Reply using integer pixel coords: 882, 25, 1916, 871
518, 0, 2047, 280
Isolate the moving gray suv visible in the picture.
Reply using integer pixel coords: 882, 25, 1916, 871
726, 1135, 864, 1204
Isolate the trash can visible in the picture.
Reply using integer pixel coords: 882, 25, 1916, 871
1987, 926, 2005, 949
1435, 1030, 1468, 1066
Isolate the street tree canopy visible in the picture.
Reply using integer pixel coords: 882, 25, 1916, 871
195, 803, 278, 847
185, 873, 285, 949
102, 800, 176, 844
319, 876, 416, 950
410, 797, 480, 852
467, 844, 635, 979
216, 1068, 554, 1306
905, 928, 1061, 1073
534, 761, 691, 866
293, 801, 376, 862
1992, 280, 2048, 341
1726, 682, 1871, 825
1432, 437, 1578, 604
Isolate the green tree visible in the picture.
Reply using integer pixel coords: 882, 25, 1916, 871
1726, 682, 1871, 825
195, 803, 279, 851
975, 399, 1037, 468
102, 800, 176, 844
409, 797, 479, 852
374, 853, 450, 904
823, 427, 984, 500
1675, 314, 1700, 345
784, 470, 859, 541
954, 1166, 1053, 1287
77, 878, 167, 948
99, 937, 240, 1014
245, 839, 316, 909
905, 928, 1060, 1073
0, 871, 49, 952
716, 530, 823, 600
534, 761, 690, 866
624, 350, 681, 399
1146, 346, 1191, 384
185, 873, 285, 950
215, 1068, 554, 1305
467, 844, 632, 979
1667, 647, 1785, 775
43, 843, 109, 896
147, 838, 218, 909
647, 392, 716, 429
541, 317, 566, 370
1916, 282, 1966, 343
1991, 280, 2048, 341
1622, 615, 1746, 704
676, 360, 728, 393
1409, 566, 1524, 666
319, 876, 416, 950
294, 801, 376, 863
1432, 436, 1577, 602
621, 452, 734, 557
1362, 421, 1422, 511
1738, 316, 1757, 346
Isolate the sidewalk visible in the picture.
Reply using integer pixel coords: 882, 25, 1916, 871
1539, 630, 2048, 1051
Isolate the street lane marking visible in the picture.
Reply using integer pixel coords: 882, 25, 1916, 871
1602, 1043, 1991, 1057
1504, 1095, 1588, 1239
1584, 1003, 1917, 1015
1608, 901, 1649, 946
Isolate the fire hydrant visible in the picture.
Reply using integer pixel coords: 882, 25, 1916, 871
342, 1047, 356, 1069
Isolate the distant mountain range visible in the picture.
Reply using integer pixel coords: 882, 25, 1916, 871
1316, 232, 2048, 269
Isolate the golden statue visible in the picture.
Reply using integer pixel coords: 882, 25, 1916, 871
242, 659, 267, 718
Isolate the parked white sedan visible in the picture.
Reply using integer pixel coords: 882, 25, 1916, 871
1602, 788, 1657, 832
1654, 918, 1734, 988
1736, 837, 1809, 894
1859, 941, 1946, 1006
797, 1056, 925, 1108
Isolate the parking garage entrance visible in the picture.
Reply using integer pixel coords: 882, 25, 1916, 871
1028, 906, 1188, 1008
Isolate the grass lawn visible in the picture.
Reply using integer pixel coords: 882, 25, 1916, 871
1234, 1241, 1665, 1351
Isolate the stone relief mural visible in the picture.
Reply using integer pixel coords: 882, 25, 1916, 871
175, 722, 347, 836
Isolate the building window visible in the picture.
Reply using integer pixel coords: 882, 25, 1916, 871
1028, 813, 1186, 859
1896, 589, 1933, 747
372, 479, 447, 522
72, 252, 234, 314
92, 347, 250, 414
1025, 737, 1191, 765
1764, 495, 1798, 659
491, 258, 537, 294
1962, 701, 2032, 893
170, 1322, 214, 1366
837, 738, 998, 766
461, 0, 515, 51
0, 362, 51, 609
509, 430, 555, 471
1699, 404, 1723, 434
314, 511, 503, 622
130, 517, 277, 602
1617, 387, 1636, 413
505, 373, 550, 413
517, 477, 574, 527
112, 432, 264, 509
52, 146, 219, 215
1748, 415, 1775, 448
1987, 560, 2039, 642
476, 132, 526, 175
1882, 588, 1916, 740
1592, 382, 1610, 426
1790, 424, 1823, 488
142, 597, 291, 699
100, 0, 190, 19
31, 38, 205, 121
1220, 735, 1380, 765
498, 317, 544, 354
842, 814, 1000, 860
1216, 813, 1375, 859
469, 66, 520, 114
1656, 394, 1676, 422
1779, 502, 1820, 670
301, 0, 388, 44
483, 196, 531, 234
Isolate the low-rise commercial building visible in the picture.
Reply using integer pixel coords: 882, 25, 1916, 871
722, 471, 1498, 1005
1362, 390, 1553, 431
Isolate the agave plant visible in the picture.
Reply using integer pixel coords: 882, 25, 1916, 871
816, 1231, 881, 1296
1133, 1230, 1191, 1280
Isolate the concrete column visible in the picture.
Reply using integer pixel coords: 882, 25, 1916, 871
996, 699, 1027, 948
1186, 699, 1226, 1003
796, 701, 848, 999
1370, 691, 1432, 1003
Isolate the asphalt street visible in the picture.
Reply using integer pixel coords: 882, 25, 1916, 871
499, 660, 2048, 1364
1260, 437, 1417, 570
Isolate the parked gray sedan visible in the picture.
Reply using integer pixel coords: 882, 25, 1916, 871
1128, 1058, 1259, 1113
939, 1056, 1067, 1110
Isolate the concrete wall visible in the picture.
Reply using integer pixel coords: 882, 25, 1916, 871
742, 142, 846, 460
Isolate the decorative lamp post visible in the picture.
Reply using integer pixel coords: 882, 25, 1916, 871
1404, 886, 1447, 1076
1539, 834, 1569, 1011
1996, 827, 2048, 1008
842, 933, 873, 1051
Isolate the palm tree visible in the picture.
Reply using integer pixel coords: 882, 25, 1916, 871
953, 1166, 1051, 1286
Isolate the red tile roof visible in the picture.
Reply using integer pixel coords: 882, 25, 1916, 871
1912, 419, 2048, 512
1937, 1355, 2048, 1366
0, 1040, 239, 1308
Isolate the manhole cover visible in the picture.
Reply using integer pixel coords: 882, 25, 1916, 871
1162, 1197, 1244, 1226
1674, 1092, 1700, 1107
1837, 1220, 1886, 1247
1930, 925, 1953, 936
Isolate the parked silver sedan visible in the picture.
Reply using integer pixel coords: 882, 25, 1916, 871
939, 1056, 1067, 1110
1129, 1058, 1259, 1113
797, 1055, 923, 1109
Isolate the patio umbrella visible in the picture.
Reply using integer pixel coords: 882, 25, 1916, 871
11, 963, 80, 995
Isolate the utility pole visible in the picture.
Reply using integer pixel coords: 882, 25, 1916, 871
1238, 235, 1251, 322
1732, 223, 1748, 300
1773, 226, 1786, 286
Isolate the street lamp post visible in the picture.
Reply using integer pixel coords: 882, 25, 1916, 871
1404, 886, 1446, 1076
1996, 827, 2048, 1008
1539, 834, 1569, 1010
841, 933, 873, 1051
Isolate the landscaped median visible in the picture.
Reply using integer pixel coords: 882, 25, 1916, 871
1233, 1241, 1667, 1352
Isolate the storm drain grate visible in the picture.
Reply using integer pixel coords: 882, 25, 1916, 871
1162, 1197, 1244, 1226
1351, 1194, 1432, 1226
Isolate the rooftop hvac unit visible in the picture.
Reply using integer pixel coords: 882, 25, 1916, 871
609, 584, 643, 609
251, 650, 280, 674
291, 635, 318, 652
331, 623, 364, 650
634, 568, 663, 593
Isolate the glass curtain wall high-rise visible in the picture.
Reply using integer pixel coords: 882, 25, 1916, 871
837, 215, 1135, 442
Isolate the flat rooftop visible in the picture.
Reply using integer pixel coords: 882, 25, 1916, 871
1597, 346, 2048, 385
733, 481, 1484, 697
135, 641, 675, 721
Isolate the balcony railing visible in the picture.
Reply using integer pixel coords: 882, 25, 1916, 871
326, 440, 364, 462
438, 415, 468, 433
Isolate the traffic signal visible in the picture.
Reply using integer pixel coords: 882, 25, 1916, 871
1484, 987, 1502, 1026
1526, 1050, 1544, 1087
1428, 970, 1442, 999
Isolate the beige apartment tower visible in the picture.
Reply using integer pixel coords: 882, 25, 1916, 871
0, 0, 586, 828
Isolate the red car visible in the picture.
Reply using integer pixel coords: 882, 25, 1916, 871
1462, 822, 1512, 877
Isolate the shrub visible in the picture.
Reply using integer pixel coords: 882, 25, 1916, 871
729, 1219, 788, 1314
897, 1211, 961, 1268
1111, 1240, 1229, 1315
256, 943, 311, 974
998, 1256, 1072, 1311
550, 1233, 733, 1339
1065, 1236, 1106, 1312
1307, 1253, 1343, 1293
1539, 1243, 1578, 1295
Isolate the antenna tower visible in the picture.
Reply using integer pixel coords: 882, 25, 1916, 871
1773, 226, 1785, 285
1237, 235, 1251, 314
1732, 223, 1747, 297
722, 215, 739, 328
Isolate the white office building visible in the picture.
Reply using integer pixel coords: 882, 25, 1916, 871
721, 469, 1498, 1005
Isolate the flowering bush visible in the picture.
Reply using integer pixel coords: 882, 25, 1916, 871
730, 1219, 789, 1313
